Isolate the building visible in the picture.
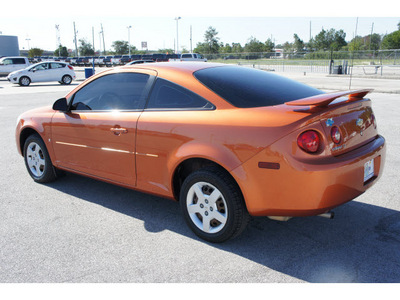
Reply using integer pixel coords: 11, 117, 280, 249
0, 35, 20, 57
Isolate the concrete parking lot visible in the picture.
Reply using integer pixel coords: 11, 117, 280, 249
0, 68, 399, 283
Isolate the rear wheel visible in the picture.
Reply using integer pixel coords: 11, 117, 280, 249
19, 76, 31, 86
61, 75, 72, 85
180, 167, 250, 243
23, 134, 57, 183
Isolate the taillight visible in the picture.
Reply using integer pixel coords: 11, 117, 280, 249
331, 126, 341, 144
297, 130, 320, 153
68, 65, 74, 70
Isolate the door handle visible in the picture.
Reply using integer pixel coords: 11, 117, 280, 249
110, 127, 128, 135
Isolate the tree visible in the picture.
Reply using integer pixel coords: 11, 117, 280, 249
282, 41, 293, 52
112, 40, 129, 54
368, 33, 382, 51
381, 30, 400, 49
231, 43, 243, 53
312, 28, 347, 51
54, 45, 68, 57
193, 42, 209, 54
347, 36, 364, 51
264, 38, 275, 52
244, 36, 265, 52
158, 48, 175, 54
78, 39, 94, 56
204, 26, 220, 54
28, 48, 44, 58
293, 34, 305, 52
220, 43, 233, 54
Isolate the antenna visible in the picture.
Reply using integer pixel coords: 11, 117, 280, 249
349, 17, 358, 90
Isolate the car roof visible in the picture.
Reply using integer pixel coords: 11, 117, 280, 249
120, 62, 225, 74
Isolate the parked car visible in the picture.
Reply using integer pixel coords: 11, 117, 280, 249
152, 53, 168, 62
112, 55, 122, 66
15, 62, 386, 242
120, 55, 143, 64
95, 56, 105, 66
141, 54, 154, 61
120, 55, 132, 64
76, 57, 89, 66
126, 60, 155, 65
103, 56, 113, 67
169, 53, 207, 62
7, 61, 76, 86
0, 56, 30, 76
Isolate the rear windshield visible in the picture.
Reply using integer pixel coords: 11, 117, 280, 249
194, 66, 323, 108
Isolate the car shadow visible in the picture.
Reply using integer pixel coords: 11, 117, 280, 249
46, 172, 400, 283
13, 83, 79, 88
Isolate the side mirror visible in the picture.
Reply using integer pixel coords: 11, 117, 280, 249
53, 97, 69, 112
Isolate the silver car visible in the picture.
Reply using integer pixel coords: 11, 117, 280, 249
7, 61, 76, 86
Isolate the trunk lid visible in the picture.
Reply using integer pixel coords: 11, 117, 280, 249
286, 89, 378, 156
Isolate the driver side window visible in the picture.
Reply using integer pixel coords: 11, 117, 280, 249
34, 63, 48, 71
70, 73, 151, 111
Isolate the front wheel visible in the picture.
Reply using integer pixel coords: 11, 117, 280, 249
180, 167, 250, 243
23, 134, 57, 183
19, 76, 31, 86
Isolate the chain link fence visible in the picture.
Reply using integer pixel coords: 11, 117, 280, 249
205, 49, 400, 77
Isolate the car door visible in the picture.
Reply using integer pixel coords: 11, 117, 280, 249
30, 63, 50, 82
136, 78, 215, 197
51, 70, 156, 187
49, 62, 65, 81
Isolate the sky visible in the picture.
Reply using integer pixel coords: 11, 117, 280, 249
1, 0, 399, 53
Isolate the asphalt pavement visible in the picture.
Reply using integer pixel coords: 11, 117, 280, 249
0, 69, 399, 283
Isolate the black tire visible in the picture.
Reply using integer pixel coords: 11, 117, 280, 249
23, 134, 57, 183
61, 75, 72, 85
19, 76, 31, 86
180, 167, 250, 243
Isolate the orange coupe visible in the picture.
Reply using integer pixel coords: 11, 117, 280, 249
16, 62, 386, 242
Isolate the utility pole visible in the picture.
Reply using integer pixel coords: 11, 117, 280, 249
73, 22, 78, 56
127, 25, 132, 55
101, 23, 106, 55
190, 25, 192, 53
55, 24, 61, 56
174, 17, 181, 54
369, 22, 374, 51
92, 26, 95, 54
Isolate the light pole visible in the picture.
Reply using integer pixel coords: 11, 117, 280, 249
174, 17, 181, 54
25, 38, 31, 50
127, 25, 132, 55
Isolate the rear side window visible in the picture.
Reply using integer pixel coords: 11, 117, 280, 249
194, 66, 323, 108
50, 63, 65, 69
146, 78, 214, 110
12, 58, 26, 64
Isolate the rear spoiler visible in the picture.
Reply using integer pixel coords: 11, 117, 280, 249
285, 89, 373, 107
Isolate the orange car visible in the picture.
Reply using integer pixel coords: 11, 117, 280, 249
16, 62, 386, 242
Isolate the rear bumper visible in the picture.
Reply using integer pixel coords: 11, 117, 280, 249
231, 135, 386, 217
